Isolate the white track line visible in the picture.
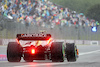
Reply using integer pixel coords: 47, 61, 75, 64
79, 50, 100, 56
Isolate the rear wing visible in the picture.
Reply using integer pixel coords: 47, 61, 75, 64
16, 34, 51, 40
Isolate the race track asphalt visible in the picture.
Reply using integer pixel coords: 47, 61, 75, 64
0, 45, 100, 67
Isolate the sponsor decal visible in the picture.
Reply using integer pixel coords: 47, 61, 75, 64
21, 34, 46, 37
0, 55, 7, 61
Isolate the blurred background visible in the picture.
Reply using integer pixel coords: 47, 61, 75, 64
0, 0, 100, 40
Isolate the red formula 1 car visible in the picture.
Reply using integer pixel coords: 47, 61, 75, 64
7, 33, 79, 62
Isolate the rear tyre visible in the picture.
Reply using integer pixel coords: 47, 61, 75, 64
24, 53, 33, 62
51, 42, 64, 62
65, 43, 77, 62
7, 42, 22, 62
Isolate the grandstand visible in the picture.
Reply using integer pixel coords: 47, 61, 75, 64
0, 0, 100, 40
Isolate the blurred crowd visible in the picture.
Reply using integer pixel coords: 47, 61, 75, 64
0, 0, 99, 28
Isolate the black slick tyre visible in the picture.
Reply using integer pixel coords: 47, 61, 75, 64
7, 42, 22, 62
51, 42, 64, 62
23, 53, 33, 62
65, 43, 76, 62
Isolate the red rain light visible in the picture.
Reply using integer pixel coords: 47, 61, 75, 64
31, 49, 35, 54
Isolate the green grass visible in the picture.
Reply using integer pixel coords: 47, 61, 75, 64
50, 0, 100, 14
0, 29, 15, 39
0, 30, 100, 40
